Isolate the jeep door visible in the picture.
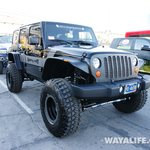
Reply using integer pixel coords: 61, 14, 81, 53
19, 25, 44, 80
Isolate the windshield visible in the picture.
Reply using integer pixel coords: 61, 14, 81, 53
42, 22, 98, 48
0, 36, 12, 44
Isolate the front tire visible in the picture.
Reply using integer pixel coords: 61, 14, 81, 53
6, 63, 22, 93
0, 61, 3, 74
40, 78, 82, 137
113, 90, 147, 113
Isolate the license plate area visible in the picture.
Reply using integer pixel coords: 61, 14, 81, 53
124, 83, 137, 94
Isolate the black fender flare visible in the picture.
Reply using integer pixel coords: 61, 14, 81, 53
42, 56, 90, 81
60, 56, 89, 73
8, 52, 23, 70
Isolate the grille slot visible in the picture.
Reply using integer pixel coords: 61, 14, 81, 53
104, 57, 108, 78
117, 56, 121, 77
108, 56, 113, 78
104, 56, 132, 79
125, 56, 129, 76
129, 57, 132, 75
113, 56, 117, 78
121, 56, 125, 77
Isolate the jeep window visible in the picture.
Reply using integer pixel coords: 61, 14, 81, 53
19, 28, 28, 44
0, 36, 12, 44
134, 39, 150, 50
29, 26, 41, 37
117, 39, 132, 50
12, 30, 19, 45
29, 26, 42, 46
42, 22, 98, 48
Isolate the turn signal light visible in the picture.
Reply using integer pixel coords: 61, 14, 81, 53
63, 59, 68, 62
96, 71, 101, 77
134, 68, 138, 73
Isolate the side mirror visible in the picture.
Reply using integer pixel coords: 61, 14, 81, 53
141, 45, 150, 51
29, 36, 39, 45
139, 58, 146, 69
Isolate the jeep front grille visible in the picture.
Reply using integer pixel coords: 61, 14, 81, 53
104, 56, 132, 79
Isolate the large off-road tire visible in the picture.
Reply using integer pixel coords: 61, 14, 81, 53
40, 78, 82, 137
0, 61, 3, 74
113, 90, 147, 113
6, 63, 22, 93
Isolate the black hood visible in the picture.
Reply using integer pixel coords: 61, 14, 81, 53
51, 45, 135, 58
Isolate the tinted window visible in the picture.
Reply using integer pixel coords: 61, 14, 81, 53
46, 24, 96, 41
117, 39, 132, 50
42, 22, 98, 48
134, 39, 150, 50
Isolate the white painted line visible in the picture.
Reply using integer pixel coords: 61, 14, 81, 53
0, 80, 34, 114
0, 80, 7, 89
11, 93, 34, 114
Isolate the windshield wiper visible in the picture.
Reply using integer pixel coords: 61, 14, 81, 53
49, 39, 72, 45
72, 40, 95, 46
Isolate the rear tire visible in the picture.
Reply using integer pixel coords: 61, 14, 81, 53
6, 63, 22, 93
0, 61, 3, 74
113, 90, 147, 113
40, 78, 82, 137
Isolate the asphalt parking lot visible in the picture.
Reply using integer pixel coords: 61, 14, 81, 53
0, 69, 150, 150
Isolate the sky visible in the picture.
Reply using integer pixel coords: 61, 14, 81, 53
0, 0, 150, 34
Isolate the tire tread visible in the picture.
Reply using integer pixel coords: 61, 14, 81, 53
6, 63, 22, 93
41, 78, 82, 137
113, 90, 147, 113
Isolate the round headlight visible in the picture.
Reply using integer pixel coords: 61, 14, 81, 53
132, 57, 138, 66
92, 58, 100, 69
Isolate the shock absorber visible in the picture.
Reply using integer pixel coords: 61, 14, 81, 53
73, 72, 77, 85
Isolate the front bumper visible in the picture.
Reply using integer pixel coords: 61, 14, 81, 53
72, 75, 150, 100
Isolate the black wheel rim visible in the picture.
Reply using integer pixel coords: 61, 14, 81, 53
45, 94, 58, 125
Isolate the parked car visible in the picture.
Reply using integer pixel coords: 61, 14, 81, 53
6, 22, 150, 137
0, 36, 12, 74
110, 37, 150, 74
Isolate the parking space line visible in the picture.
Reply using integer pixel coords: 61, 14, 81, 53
11, 93, 34, 114
0, 80, 7, 89
0, 80, 34, 114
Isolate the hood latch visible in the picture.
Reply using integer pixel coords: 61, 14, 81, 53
81, 52, 87, 61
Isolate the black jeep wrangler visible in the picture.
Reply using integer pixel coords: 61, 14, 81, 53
6, 21, 150, 137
